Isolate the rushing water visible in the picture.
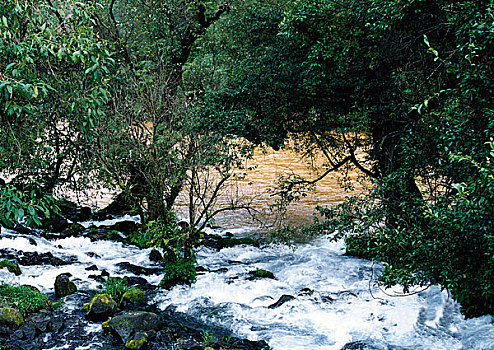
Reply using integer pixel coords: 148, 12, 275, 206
1, 216, 493, 349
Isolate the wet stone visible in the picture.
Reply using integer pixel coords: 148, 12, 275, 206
85, 264, 99, 271
298, 288, 314, 296
268, 295, 296, 309
103, 311, 161, 344
116, 262, 163, 276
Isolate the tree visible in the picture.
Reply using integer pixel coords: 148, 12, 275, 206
0, 0, 113, 227
87, 0, 255, 283
207, 0, 494, 316
280, 0, 494, 317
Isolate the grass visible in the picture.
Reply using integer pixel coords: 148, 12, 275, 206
105, 277, 142, 302
0, 284, 50, 315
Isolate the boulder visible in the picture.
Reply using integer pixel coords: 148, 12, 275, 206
54, 274, 77, 297
0, 307, 24, 335
298, 288, 314, 296
40, 214, 69, 233
102, 311, 161, 347
59, 223, 85, 238
84, 294, 118, 322
56, 199, 91, 222
149, 249, 163, 262
125, 331, 150, 349
19, 251, 71, 266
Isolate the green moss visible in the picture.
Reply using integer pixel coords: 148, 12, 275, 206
0, 307, 24, 327
0, 284, 49, 316
101, 318, 111, 330
0, 260, 21, 276
125, 334, 147, 349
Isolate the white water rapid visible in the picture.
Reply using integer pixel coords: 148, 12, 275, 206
1, 217, 493, 350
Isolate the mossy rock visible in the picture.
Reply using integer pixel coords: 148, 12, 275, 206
103, 311, 161, 345
120, 289, 145, 309
248, 268, 275, 279
0, 307, 24, 334
84, 294, 118, 322
54, 274, 77, 297
0, 260, 21, 276
125, 331, 149, 349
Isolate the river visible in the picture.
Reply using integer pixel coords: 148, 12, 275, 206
1, 148, 493, 349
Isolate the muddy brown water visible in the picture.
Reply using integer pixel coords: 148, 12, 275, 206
73, 147, 364, 229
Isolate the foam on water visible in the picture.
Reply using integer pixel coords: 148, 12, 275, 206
0, 227, 161, 292
155, 233, 494, 350
2, 220, 494, 349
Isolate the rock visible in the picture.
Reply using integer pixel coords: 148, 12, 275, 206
120, 289, 145, 309
341, 340, 388, 349
149, 249, 163, 262
196, 266, 208, 272
85, 264, 98, 271
122, 276, 154, 290
11, 224, 34, 235
54, 274, 77, 297
116, 262, 163, 276
248, 268, 275, 279
0, 259, 22, 276
0, 307, 24, 334
110, 221, 140, 234
56, 199, 91, 222
102, 311, 161, 345
18, 251, 70, 266
268, 295, 296, 309
101, 270, 110, 277
40, 214, 69, 233
298, 288, 314, 296
153, 306, 270, 350
125, 331, 149, 349
88, 275, 106, 284
84, 294, 118, 322
12, 322, 37, 340
95, 192, 134, 218
321, 295, 335, 303
202, 234, 260, 250
59, 223, 85, 238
